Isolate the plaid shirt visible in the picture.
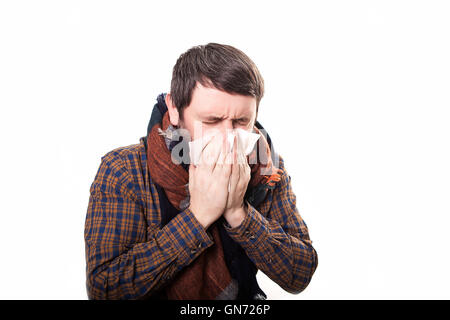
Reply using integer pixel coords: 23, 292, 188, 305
84, 136, 318, 299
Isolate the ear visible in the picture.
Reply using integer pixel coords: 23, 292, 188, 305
165, 93, 180, 127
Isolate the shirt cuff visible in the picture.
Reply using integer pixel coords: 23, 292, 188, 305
223, 200, 271, 251
161, 206, 214, 267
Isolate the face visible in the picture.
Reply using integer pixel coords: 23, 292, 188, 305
166, 82, 257, 141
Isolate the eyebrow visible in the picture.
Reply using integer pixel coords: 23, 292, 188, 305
204, 116, 250, 121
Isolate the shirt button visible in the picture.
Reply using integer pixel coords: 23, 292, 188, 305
245, 230, 255, 239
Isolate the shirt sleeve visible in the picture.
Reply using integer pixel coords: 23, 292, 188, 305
224, 154, 318, 294
84, 151, 214, 300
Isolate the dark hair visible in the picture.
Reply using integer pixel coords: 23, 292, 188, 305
170, 43, 264, 120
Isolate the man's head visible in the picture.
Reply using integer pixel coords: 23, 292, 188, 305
165, 43, 264, 141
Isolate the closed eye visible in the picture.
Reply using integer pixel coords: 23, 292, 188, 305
203, 121, 219, 125
234, 119, 248, 124
202, 117, 249, 125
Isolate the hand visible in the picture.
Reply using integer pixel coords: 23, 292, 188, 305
224, 134, 251, 227
188, 133, 233, 229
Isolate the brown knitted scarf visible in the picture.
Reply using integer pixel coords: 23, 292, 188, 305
146, 112, 281, 300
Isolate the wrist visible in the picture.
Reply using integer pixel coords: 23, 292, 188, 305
189, 205, 211, 230
224, 203, 247, 228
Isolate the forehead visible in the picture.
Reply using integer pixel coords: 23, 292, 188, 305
189, 82, 256, 117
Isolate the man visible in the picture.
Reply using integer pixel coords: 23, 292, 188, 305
84, 43, 318, 300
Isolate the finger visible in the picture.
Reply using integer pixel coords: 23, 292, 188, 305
216, 133, 230, 165
199, 131, 218, 155
222, 132, 233, 164
198, 131, 219, 162
240, 161, 250, 185
232, 134, 237, 165
233, 163, 245, 196
235, 133, 245, 165
241, 149, 247, 165
217, 145, 233, 180
214, 132, 229, 168
227, 136, 240, 195
229, 153, 240, 195
190, 132, 214, 165
188, 163, 195, 193
244, 158, 251, 181
211, 132, 226, 165
235, 137, 244, 165
200, 132, 223, 170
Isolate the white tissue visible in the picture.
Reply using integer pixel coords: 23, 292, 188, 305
188, 128, 260, 166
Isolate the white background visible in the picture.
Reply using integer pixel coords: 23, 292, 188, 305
1, 1, 449, 299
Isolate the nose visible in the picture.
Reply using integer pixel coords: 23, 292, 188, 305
217, 119, 235, 141
203, 120, 234, 151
